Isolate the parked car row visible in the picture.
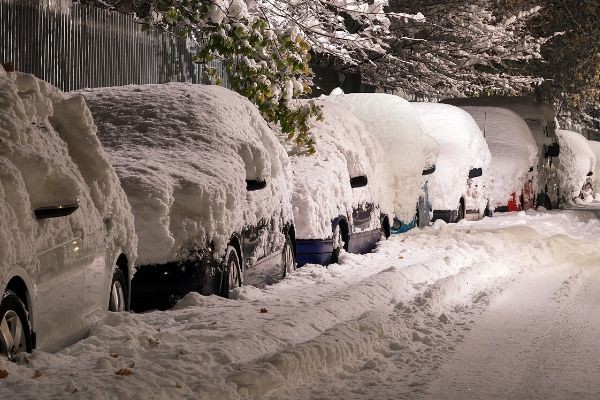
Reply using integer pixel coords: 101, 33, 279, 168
3, 69, 595, 359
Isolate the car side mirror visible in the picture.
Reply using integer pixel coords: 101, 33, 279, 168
34, 202, 80, 220
350, 175, 368, 188
468, 168, 483, 179
422, 165, 436, 176
246, 179, 267, 191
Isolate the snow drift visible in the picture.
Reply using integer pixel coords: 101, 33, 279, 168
287, 100, 394, 239
81, 83, 293, 266
556, 130, 595, 202
460, 106, 538, 208
325, 92, 439, 224
412, 102, 492, 213
0, 69, 136, 276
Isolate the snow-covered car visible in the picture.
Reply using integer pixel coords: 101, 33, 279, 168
412, 103, 493, 223
82, 83, 295, 311
458, 107, 538, 212
325, 92, 440, 233
0, 71, 137, 359
589, 140, 600, 200
556, 130, 596, 204
443, 96, 559, 209
290, 100, 394, 266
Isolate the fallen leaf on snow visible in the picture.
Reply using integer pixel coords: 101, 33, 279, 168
259, 308, 268, 313
32, 370, 42, 379
0, 370, 8, 379
115, 368, 134, 376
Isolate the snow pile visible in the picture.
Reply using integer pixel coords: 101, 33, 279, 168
288, 100, 394, 239
1, 211, 599, 398
556, 130, 596, 201
0, 70, 136, 275
412, 102, 492, 212
460, 106, 538, 208
325, 92, 440, 223
81, 83, 292, 266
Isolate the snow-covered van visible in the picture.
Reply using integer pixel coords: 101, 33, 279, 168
556, 130, 596, 204
458, 107, 538, 212
412, 103, 493, 223
289, 100, 394, 266
325, 92, 439, 232
443, 96, 559, 209
0, 71, 137, 359
82, 84, 296, 310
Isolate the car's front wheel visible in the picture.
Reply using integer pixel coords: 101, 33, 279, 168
221, 246, 241, 298
109, 269, 128, 312
0, 290, 32, 362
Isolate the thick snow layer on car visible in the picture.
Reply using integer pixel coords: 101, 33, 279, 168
556, 130, 596, 201
324, 92, 440, 223
412, 102, 492, 212
588, 140, 600, 195
460, 107, 538, 207
0, 70, 136, 275
81, 83, 293, 266
288, 100, 394, 239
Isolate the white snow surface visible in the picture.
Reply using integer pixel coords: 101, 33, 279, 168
80, 83, 293, 265
412, 102, 492, 212
288, 100, 394, 239
2, 210, 600, 399
0, 70, 136, 275
325, 92, 440, 223
460, 106, 538, 208
556, 129, 595, 201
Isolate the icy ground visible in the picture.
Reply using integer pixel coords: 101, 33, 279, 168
2, 210, 600, 399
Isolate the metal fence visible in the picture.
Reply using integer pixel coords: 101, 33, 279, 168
0, 0, 228, 91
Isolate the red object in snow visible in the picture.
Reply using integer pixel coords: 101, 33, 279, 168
507, 192, 521, 212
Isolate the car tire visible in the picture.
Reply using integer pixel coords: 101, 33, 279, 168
282, 234, 296, 278
109, 268, 128, 312
457, 202, 465, 222
221, 245, 241, 298
0, 290, 32, 362
484, 203, 493, 218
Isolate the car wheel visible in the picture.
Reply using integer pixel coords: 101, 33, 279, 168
484, 203, 493, 218
457, 202, 465, 222
221, 246, 241, 298
0, 290, 32, 362
109, 268, 128, 312
282, 234, 296, 278
331, 225, 343, 264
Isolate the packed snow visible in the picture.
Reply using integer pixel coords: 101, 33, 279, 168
2, 210, 600, 399
0, 69, 136, 277
460, 106, 538, 208
80, 83, 293, 266
325, 92, 440, 224
556, 129, 595, 203
412, 102, 492, 213
287, 100, 394, 240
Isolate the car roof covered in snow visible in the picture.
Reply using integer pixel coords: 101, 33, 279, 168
411, 102, 492, 211
556, 130, 596, 200
324, 92, 439, 223
0, 70, 137, 272
81, 83, 292, 265
459, 106, 538, 207
287, 100, 394, 239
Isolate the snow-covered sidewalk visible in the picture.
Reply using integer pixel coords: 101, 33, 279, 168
1, 210, 600, 399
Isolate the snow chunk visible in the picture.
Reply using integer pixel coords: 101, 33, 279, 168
81, 83, 292, 266
325, 93, 439, 223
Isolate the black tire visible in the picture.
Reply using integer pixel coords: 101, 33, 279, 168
109, 269, 128, 312
484, 203, 493, 218
221, 245, 241, 298
282, 234, 296, 278
331, 221, 349, 264
0, 290, 32, 361
456, 202, 465, 222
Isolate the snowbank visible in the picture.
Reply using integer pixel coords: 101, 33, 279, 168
412, 102, 492, 212
460, 107, 538, 208
325, 93, 439, 223
81, 83, 292, 266
0, 70, 136, 277
556, 130, 595, 201
288, 100, 394, 239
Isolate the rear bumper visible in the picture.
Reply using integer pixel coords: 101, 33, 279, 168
295, 239, 334, 266
432, 209, 457, 223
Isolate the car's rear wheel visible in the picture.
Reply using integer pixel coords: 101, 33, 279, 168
109, 269, 128, 312
282, 234, 296, 277
0, 290, 32, 362
456, 202, 465, 222
484, 202, 493, 218
221, 246, 241, 298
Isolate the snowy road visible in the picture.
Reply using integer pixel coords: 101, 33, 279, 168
1, 210, 600, 399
